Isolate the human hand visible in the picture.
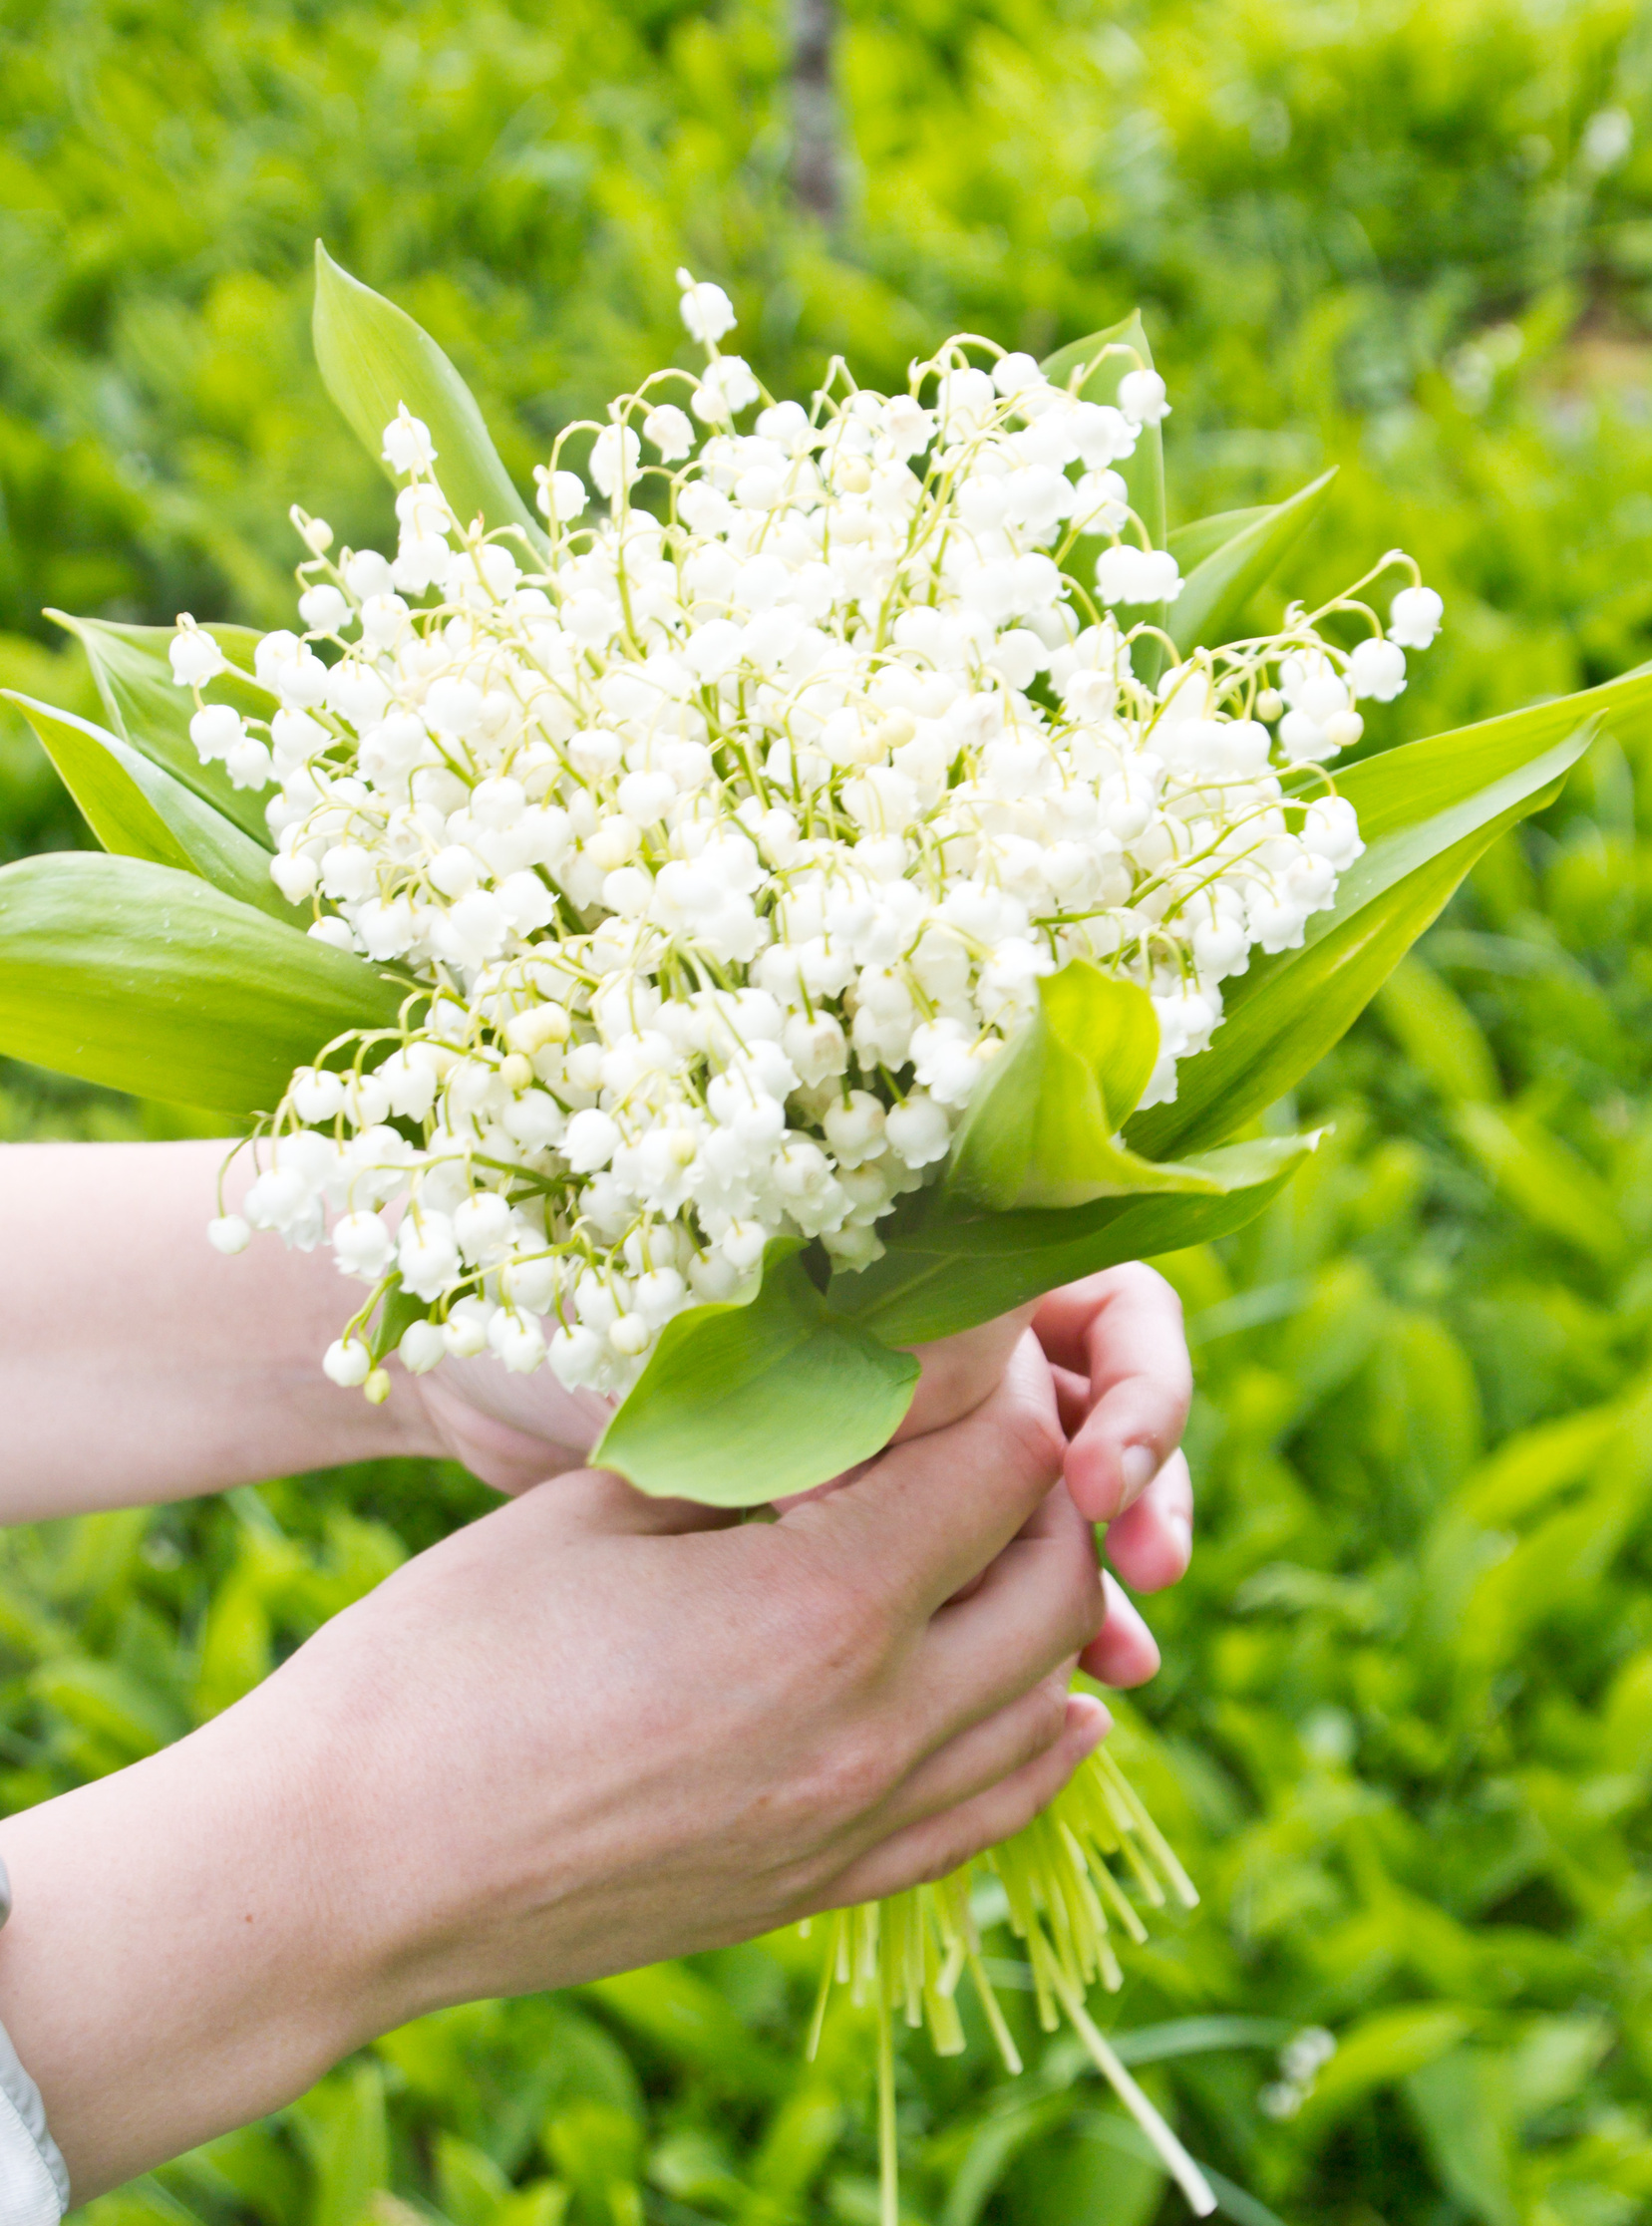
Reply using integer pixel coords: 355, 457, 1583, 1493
2, 1336, 1106, 2196
1034, 1263, 1193, 1689
409, 1268, 1190, 1521
406, 1265, 1193, 1696
867, 1267, 1192, 1691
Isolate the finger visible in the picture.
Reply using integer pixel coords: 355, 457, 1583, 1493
828, 1694, 1109, 1905
1104, 1450, 1193, 1594
915, 1483, 1103, 1734
891, 1307, 1039, 1442
1037, 1265, 1192, 1522
876, 1666, 1109, 1834
415, 1358, 612, 1495
1051, 1362, 1090, 1438
786, 1334, 1066, 1616
1077, 1571, 1160, 1688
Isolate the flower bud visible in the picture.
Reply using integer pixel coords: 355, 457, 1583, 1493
323, 1336, 372, 1388
398, 1319, 446, 1374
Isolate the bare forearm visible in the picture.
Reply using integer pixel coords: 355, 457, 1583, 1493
0, 1699, 397, 2199
0, 1140, 434, 1518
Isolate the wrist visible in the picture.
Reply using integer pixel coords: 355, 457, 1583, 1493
0, 1685, 398, 2198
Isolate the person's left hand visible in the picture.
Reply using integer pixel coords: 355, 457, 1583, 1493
405, 1262, 1194, 1692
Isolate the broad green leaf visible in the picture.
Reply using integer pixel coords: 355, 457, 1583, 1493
1166, 505, 1273, 573
594, 1240, 918, 1503
1130, 808, 1545, 1163
1167, 469, 1336, 654
0, 852, 407, 1113
5, 693, 295, 919
1125, 676, 1652, 1161
313, 243, 548, 553
1333, 668, 1652, 841
46, 610, 276, 845
946, 962, 1225, 1208
10, 693, 188, 869
1043, 312, 1165, 675
829, 1134, 1319, 1345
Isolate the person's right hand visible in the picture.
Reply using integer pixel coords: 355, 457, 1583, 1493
0, 1333, 1108, 2201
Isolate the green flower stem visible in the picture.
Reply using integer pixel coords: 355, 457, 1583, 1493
808, 1737, 1210, 2218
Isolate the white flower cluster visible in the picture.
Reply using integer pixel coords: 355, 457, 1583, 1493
179, 277, 1441, 1399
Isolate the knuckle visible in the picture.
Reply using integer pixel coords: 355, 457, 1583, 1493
1120, 1259, 1181, 1317
815, 1730, 904, 1825
1060, 1552, 1106, 1650
912, 1820, 982, 1888
1026, 1676, 1069, 1756
1000, 1751, 1072, 1845
779, 1539, 898, 1674
830, 1571, 903, 1671
996, 1393, 1067, 1489
998, 1780, 1048, 1846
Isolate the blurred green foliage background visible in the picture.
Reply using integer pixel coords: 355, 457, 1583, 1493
4, 0, 1652, 2220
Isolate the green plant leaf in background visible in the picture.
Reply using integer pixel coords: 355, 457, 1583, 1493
1166, 469, 1336, 654
592, 1240, 919, 1504
1403, 2049, 1517, 2226
4, 694, 297, 919
46, 611, 276, 846
945, 961, 1223, 1208
313, 244, 549, 555
0, 852, 407, 1113
1128, 675, 1652, 1161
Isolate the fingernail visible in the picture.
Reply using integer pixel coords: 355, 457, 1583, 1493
1167, 1514, 1192, 1568
1120, 1443, 1157, 1502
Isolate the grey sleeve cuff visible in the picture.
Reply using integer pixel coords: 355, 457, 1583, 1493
0, 1858, 70, 2224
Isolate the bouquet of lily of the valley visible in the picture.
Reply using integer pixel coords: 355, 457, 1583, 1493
4, 252, 1648, 2218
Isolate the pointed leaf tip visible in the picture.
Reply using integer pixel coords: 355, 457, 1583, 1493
1168, 469, 1338, 654
311, 245, 547, 554
945, 960, 1226, 1211
5, 692, 297, 919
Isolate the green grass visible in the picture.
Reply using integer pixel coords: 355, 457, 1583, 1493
4, 0, 1652, 2220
